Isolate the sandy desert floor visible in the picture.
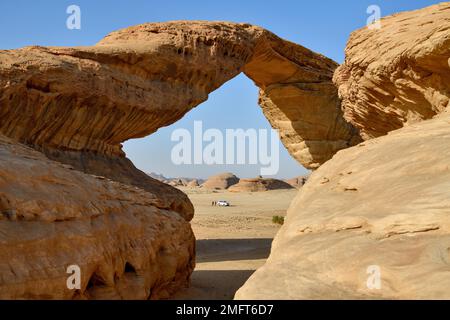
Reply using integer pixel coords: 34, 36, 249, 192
170, 187, 298, 300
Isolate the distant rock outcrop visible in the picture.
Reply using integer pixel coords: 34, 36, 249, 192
285, 174, 310, 189
168, 179, 186, 187
147, 172, 168, 181
228, 178, 294, 192
148, 173, 203, 187
202, 173, 240, 190
187, 179, 200, 187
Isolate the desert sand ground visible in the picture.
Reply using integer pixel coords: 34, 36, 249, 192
171, 187, 298, 300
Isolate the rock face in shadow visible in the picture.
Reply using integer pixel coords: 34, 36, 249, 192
228, 178, 294, 192
237, 3, 450, 299
0, 134, 195, 299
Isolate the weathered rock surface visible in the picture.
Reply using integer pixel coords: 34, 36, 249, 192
0, 21, 360, 172
236, 113, 450, 299
1, 2, 449, 301
237, 3, 450, 299
0, 134, 195, 299
202, 172, 240, 190
334, 2, 450, 140
228, 178, 294, 192
1, 20, 352, 299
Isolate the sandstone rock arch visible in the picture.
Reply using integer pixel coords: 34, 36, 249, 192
0, 21, 362, 221
0, 21, 363, 299
2, 3, 449, 299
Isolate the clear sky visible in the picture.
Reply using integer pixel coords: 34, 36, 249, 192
0, 0, 441, 179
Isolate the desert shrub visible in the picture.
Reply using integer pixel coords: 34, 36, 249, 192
272, 215, 284, 225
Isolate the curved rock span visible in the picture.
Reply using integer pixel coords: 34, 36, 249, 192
201, 172, 240, 190
0, 2, 450, 300
0, 20, 361, 174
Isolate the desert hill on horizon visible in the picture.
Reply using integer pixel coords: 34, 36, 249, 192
147, 171, 309, 190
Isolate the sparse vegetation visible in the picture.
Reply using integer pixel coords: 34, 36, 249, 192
272, 215, 285, 225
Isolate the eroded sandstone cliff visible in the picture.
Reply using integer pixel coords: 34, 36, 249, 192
237, 2, 450, 299
0, 134, 195, 299
236, 113, 450, 299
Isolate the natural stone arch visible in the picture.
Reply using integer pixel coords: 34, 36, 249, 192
0, 21, 361, 219
1, 3, 450, 300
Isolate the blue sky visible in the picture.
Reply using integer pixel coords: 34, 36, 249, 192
0, 0, 441, 179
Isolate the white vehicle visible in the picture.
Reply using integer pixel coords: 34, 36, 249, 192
217, 200, 230, 207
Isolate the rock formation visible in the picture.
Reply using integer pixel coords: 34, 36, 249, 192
228, 178, 294, 192
168, 179, 186, 187
0, 21, 361, 172
236, 113, 450, 299
202, 173, 240, 190
187, 179, 200, 187
334, 2, 450, 140
285, 174, 309, 189
1, 20, 349, 299
237, 3, 450, 299
147, 172, 167, 181
0, 134, 195, 299
0, 2, 449, 300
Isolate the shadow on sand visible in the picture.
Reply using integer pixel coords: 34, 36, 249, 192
173, 269, 256, 300
171, 238, 273, 300
196, 238, 273, 263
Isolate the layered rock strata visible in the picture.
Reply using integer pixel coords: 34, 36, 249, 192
0, 134, 195, 299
